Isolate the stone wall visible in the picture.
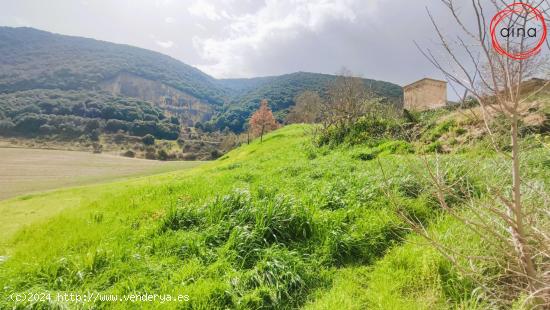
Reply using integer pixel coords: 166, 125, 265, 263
403, 79, 447, 111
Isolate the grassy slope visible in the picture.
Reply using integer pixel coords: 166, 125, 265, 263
0, 125, 546, 309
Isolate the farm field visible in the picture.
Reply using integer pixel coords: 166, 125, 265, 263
0, 147, 203, 201
0, 147, 203, 240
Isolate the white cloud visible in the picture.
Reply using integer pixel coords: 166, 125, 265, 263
13, 16, 32, 27
188, 1, 221, 21
156, 40, 174, 48
193, 0, 379, 77
164, 16, 175, 24
155, 0, 174, 8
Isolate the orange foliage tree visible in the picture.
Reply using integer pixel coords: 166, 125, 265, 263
249, 99, 278, 142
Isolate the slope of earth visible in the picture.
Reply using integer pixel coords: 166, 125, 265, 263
0, 27, 225, 105
212, 72, 404, 131
0, 27, 404, 134
1, 122, 544, 308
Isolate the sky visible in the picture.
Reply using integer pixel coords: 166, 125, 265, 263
0, 0, 502, 88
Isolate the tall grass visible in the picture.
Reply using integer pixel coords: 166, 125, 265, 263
0, 124, 546, 308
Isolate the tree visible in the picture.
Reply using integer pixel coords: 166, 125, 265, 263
286, 91, 323, 124
0, 120, 15, 134
249, 99, 279, 142
402, 0, 550, 306
322, 69, 383, 130
142, 134, 155, 146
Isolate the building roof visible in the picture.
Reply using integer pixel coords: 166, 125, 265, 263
403, 78, 447, 90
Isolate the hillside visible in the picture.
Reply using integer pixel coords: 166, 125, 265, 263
1, 106, 547, 308
0, 27, 224, 104
213, 72, 403, 132
0, 27, 403, 134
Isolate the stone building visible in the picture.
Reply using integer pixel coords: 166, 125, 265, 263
403, 78, 447, 111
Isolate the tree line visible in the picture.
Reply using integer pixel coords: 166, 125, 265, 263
0, 89, 180, 140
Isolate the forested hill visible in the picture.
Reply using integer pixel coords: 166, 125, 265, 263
213, 72, 403, 131
222, 72, 402, 107
0, 27, 403, 132
0, 27, 225, 104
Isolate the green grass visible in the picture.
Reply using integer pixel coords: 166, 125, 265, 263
0, 124, 546, 309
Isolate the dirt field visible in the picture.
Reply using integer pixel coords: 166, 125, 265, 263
0, 147, 204, 201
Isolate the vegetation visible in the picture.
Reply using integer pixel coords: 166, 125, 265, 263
249, 99, 279, 142
0, 28, 404, 136
414, 1, 550, 306
0, 17, 548, 308
286, 90, 323, 124
0, 27, 224, 104
0, 89, 180, 140
205, 72, 403, 132
0, 146, 203, 210
1, 110, 547, 308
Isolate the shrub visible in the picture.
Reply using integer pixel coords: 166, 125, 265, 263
210, 149, 223, 159
142, 134, 155, 145
105, 119, 130, 133
426, 141, 443, 153
0, 119, 15, 134
122, 150, 135, 158
317, 116, 405, 147
92, 142, 103, 153
157, 149, 169, 161
145, 147, 156, 159
183, 153, 197, 160
89, 128, 100, 141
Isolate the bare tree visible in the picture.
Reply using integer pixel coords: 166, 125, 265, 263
286, 90, 323, 124
321, 69, 384, 130
397, 0, 550, 307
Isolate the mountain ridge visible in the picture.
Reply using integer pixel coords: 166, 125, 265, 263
0, 26, 403, 132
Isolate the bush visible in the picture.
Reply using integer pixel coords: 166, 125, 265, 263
157, 149, 169, 161
122, 150, 135, 158
89, 129, 100, 141
142, 134, 155, 145
210, 149, 223, 159
105, 119, 130, 133
0, 119, 15, 134
92, 142, 103, 153
113, 131, 127, 144
317, 116, 405, 147
145, 148, 157, 159
14, 113, 48, 134
353, 140, 414, 161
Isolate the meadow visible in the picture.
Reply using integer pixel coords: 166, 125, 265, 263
1, 124, 546, 309
0, 147, 203, 201
0, 147, 202, 239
